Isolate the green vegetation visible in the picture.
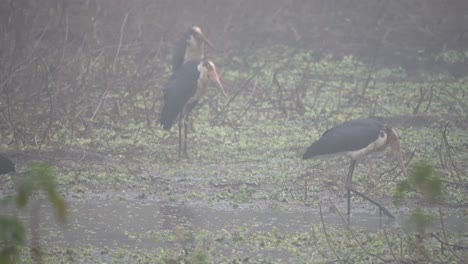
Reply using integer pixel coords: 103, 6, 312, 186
1, 44, 467, 263
0, 163, 67, 264
17, 221, 466, 263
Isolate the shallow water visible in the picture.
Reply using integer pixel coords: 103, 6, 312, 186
2, 199, 464, 251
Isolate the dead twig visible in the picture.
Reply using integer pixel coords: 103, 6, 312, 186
436, 208, 464, 261
318, 202, 343, 263
219, 61, 268, 114
329, 198, 393, 263
113, 13, 129, 70
349, 187, 395, 218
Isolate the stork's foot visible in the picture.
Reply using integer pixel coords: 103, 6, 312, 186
347, 187, 395, 219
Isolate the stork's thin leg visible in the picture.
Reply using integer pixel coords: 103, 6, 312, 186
345, 159, 395, 219
345, 160, 356, 216
181, 103, 196, 159
178, 118, 183, 158
183, 114, 189, 157
349, 189, 395, 219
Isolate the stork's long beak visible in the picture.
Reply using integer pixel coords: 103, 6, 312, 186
390, 136, 407, 176
199, 33, 215, 49
210, 70, 226, 97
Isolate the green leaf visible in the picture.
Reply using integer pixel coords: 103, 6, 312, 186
0, 216, 26, 263
407, 208, 434, 236
409, 161, 443, 204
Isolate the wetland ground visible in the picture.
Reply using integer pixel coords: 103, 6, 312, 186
1, 1, 467, 263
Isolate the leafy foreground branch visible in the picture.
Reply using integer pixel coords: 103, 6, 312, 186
392, 161, 465, 263
0, 163, 67, 264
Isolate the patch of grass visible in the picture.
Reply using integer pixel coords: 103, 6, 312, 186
6, 45, 467, 263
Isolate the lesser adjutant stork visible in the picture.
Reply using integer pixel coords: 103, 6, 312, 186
303, 118, 407, 218
160, 60, 226, 158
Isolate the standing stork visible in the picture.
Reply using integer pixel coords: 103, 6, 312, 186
160, 60, 226, 158
172, 26, 214, 74
302, 118, 407, 218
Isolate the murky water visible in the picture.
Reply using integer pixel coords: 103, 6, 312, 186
1, 199, 465, 251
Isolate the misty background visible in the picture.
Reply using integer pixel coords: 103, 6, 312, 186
1, 0, 467, 145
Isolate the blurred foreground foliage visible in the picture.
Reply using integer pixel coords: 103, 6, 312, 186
0, 163, 67, 264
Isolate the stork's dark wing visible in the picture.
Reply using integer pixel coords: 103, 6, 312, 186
303, 119, 383, 159
160, 61, 200, 130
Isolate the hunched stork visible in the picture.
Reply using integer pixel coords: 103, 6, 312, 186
172, 26, 214, 74
303, 118, 407, 218
160, 60, 226, 158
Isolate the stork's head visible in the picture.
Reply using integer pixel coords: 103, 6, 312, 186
197, 60, 226, 96
187, 26, 214, 50
387, 127, 407, 176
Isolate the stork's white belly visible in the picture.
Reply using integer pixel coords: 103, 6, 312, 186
347, 131, 388, 160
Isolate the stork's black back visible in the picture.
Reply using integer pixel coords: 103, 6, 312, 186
160, 60, 201, 130
172, 30, 194, 73
302, 119, 384, 159
0, 154, 15, 174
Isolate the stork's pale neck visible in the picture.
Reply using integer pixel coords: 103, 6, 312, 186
184, 37, 204, 62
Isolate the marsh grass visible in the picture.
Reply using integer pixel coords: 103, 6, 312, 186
2, 46, 467, 263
